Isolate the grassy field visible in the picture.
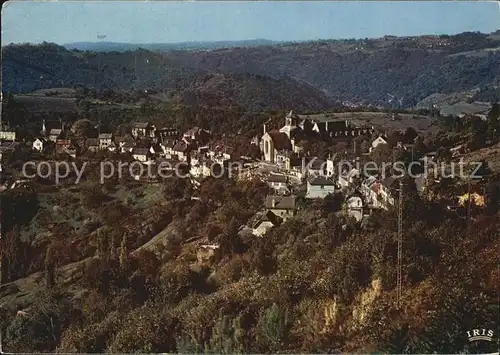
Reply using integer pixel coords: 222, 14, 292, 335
462, 142, 500, 173
329, 111, 439, 134
14, 95, 78, 113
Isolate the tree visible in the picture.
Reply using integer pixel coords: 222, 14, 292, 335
487, 102, 499, 142
255, 303, 290, 352
80, 183, 107, 210
4, 290, 73, 352
163, 177, 190, 200
436, 147, 452, 163
413, 136, 427, 158
403, 127, 418, 143
2, 227, 28, 282
217, 218, 245, 255
71, 119, 95, 137
371, 143, 393, 165
45, 244, 56, 288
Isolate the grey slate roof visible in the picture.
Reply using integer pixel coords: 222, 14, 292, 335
308, 176, 335, 186
132, 148, 150, 156
265, 195, 296, 210
252, 210, 283, 229
49, 129, 62, 136
132, 122, 151, 129
267, 175, 288, 183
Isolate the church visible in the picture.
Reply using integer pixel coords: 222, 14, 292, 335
260, 110, 373, 163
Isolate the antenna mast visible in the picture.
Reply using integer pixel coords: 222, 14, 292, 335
396, 179, 404, 307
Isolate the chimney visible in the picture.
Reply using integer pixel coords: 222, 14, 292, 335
263, 123, 267, 135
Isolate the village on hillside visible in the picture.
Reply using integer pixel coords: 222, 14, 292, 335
0, 106, 494, 242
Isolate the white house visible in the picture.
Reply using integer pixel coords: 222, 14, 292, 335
361, 175, 378, 204
326, 157, 336, 177
379, 176, 397, 208
266, 174, 289, 194
345, 192, 364, 222
32, 138, 46, 152
160, 139, 176, 158
98, 133, 113, 150
306, 176, 336, 199
190, 159, 214, 178
0, 131, 16, 141
252, 210, 283, 236
132, 148, 151, 162
370, 135, 390, 152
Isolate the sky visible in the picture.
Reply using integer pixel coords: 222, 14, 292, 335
2, 1, 500, 45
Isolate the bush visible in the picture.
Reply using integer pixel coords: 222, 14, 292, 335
4, 290, 73, 352
255, 303, 291, 352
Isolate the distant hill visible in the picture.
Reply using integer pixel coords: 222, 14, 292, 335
4, 31, 500, 108
62, 39, 279, 52
2, 43, 337, 112
169, 72, 337, 112
163, 31, 500, 107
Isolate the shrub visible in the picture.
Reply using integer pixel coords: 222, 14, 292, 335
255, 303, 291, 352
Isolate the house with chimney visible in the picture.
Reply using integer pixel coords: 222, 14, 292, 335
160, 139, 176, 158
183, 127, 211, 145
266, 174, 290, 194
49, 129, 63, 142
306, 176, 336, 199
41, 119, 63, 138
132, 147, 152, 162
252, 210, 283, 236
281, 110, 372, 138
131, 122, 155, 139
265, 195, 297, 220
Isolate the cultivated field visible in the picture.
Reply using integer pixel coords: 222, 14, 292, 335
329, 111, 439, 134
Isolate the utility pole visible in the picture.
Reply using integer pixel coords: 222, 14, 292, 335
396, 179, 404, 308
